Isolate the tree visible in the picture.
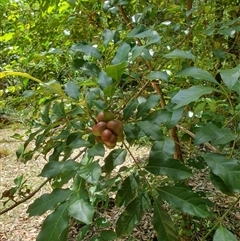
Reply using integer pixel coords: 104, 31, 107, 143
1, 0, 240, 240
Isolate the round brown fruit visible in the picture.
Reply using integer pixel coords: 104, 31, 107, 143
107, 119, 123, 135
92, 121, 107, 136
101, 129, 117, 144
104, 142, 116, 149
97, 110, 114, 122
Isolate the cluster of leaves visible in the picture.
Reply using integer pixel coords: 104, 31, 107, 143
1, 0, 240, 240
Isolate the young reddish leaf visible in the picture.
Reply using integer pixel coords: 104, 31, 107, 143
36, 202, 69, 241
158, 186, 210, 218
27, 188, 71, 216
153, 199, 178, 241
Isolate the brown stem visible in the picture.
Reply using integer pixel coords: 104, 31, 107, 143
0, 179, 49, 216
118, 5, 182, 159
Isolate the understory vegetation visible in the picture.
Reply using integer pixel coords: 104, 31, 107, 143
0, 0, 240, 240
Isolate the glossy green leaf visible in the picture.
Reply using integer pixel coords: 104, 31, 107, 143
77, 225, 91, 240
127, 25, 151, 38
68, 199, 94, 224
88, 143, 105, 157
66, 132, 90, 148
137, 121, 164, 141
73, 59, 101, 77
27, 189, 71, 216
116, 174, 139, 207
164, 49, 195, 60
194, 123, 236, 145
136, 94, 160, 119
166, 107, 184, 129
103, 29, 117, 47
123, 99, 139, 121
146, 71, 169, 82
100, 230, 117, 240
112, 43, 131, 65
36, 202, 69, 241
64, 81, 80, 100
220, 65, 240, 90
213, 226, 238, 241
40, 159, 80, 178
153, 199, 178, 241
131, 45, 145, 61
106, 62, 127, 81
210, 172, 235, 196
78, 162, 101, 185
146, 157, 192, 180
53, 101, 65, 117
116, 195, 147, 237
98, 71, 113, 90
203, 153, 240, 193
158, 186, 210, 217
176, 67, 217, 83
71, 42, 102, 59
104, 149, 127, 174
171, 85, 215, 109
123, 123, 141, 144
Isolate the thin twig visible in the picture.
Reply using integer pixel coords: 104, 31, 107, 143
0, 179, 49, 216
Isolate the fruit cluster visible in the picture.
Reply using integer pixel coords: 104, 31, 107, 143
92, 110, 124, 149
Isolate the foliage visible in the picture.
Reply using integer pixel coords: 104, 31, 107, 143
1, 0, 240, 240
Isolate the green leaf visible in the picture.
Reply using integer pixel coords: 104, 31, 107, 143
71, 42, 102, 59
27, 189, 71, 216
68, 199, 94, 224
67, 132, 90, 148
153, 199, 178, 241
88, 143, 105, 157
123, 123, 141, 144
166, 107, 184, 129
77, 225, 91, 240
106, 62, 127, 81
145, 139, 191, 179
164, 49, 195, 60
53, 101, 65, 117
98, 71, 113, 90
176, 67, 218, 83
127, 25, 151, 38
123, 99, 139, 121
104, 149, 127, 174
210, 172, 235, 196
73, 59, 101, 77
100, 230, 117, 240
220, 65, 240, 90
36, 202, 69, 241
116, 174, 139, 207
112, 43, 131, 65
171, 85, 215, 109
131, 45, 145, 61
158, 186, 210, 218
194, 124, 236, 145
40, 160, 80, 178
203, 153, 240, 193
116, 194, 147, 237
136, 94, 160, 118
103, 29, 118, 47
213, 226, 238, 241
78, 162, 102, 185
64, 81, 80, 100
146, 71, 169, 82
137, 121, 164, 141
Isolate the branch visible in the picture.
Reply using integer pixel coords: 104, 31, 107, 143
118, 5, 182, 159
0, 179, 49, 216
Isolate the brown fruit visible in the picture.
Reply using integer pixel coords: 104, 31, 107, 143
101, 129, 117, 144
92, 121, 107, 136
104, 142, 116, 149
117, 133, 124, 142
97, 110, 114, 122
107, 119, 123, 136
